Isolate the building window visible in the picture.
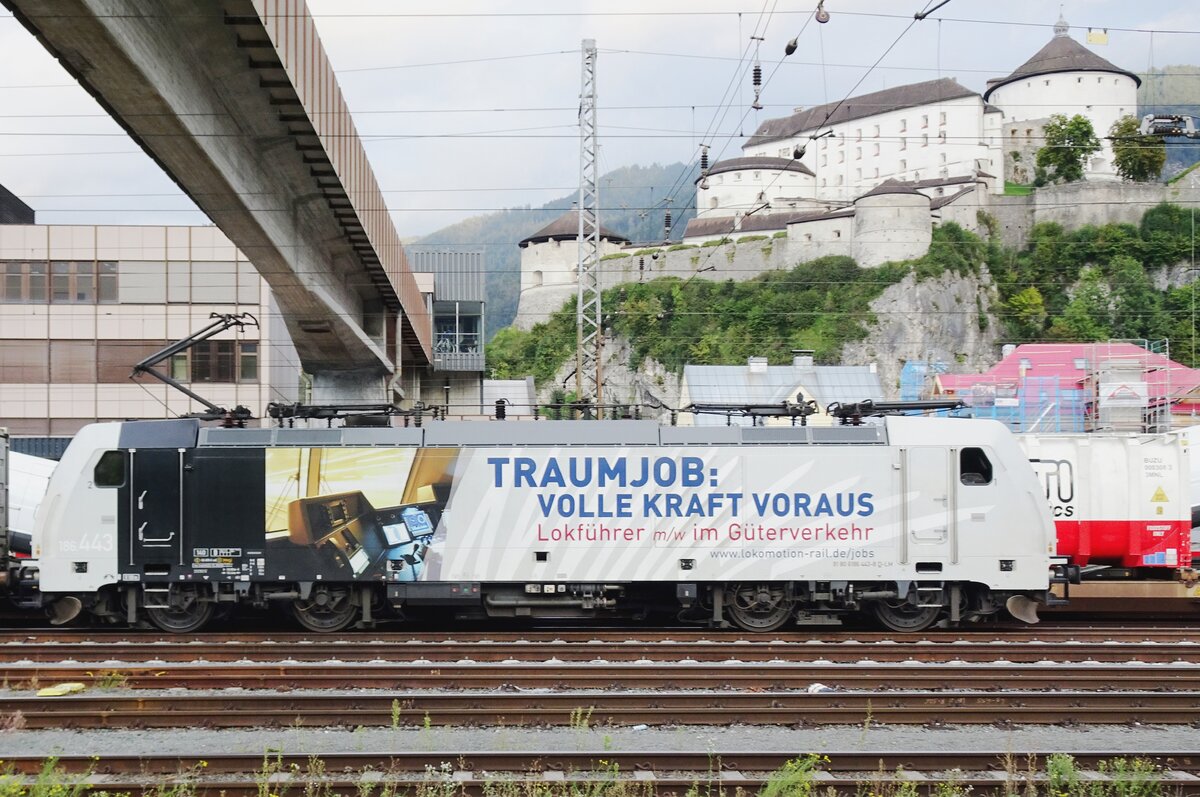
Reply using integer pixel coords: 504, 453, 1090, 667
873, 124, 880, 138
873, 143, 880, 156
183, 340, 258, 383
734, 172, 741, 181
434, 309, 481, 355
1073, 358, 1088, 370
856, 128, 862, 141
939, 152, 947, 164
922, 114, 929, 128
855, 168, 862, 181
939, 112, 946, 126
821, 154, 827, 167
900, 137, 907, 151
47, 261, 115, 304
710, 197, 719, 209
1, 261, 48, 303
900, 119, 907, 132
833, 229, 841, 238
938, 130, 946, 143
855, 147, 862, 160
835, 175, 843, 185
874, 167, 879, 178
899, 159, 907, 172
1019, 357, 1032, 371
820, 178, 826, 187
922, 134, 928, 147
1025, 129, 1033, 140
837, 151, 844, 163
1044, 79, 1050, 86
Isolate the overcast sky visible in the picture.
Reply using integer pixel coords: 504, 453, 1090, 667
1, 0, 1198, 238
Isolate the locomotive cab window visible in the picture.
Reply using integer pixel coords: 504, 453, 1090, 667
959, 448, 992, 486
93, 450, 126, 488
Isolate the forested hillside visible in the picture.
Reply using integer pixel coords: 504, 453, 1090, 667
1139, 65, 1200, 177
413, 162, 698, 337
487, 205, 1200, 388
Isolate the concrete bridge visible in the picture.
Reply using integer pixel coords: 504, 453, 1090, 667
3, 0, 432, 400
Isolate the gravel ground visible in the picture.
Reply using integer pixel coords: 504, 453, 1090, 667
0, 724, 1197, 758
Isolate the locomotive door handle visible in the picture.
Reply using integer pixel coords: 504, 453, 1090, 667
137, 490, 147, 510
138, 521, 175, 546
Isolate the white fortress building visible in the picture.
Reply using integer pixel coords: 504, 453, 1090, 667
694, 13, 1139, 225
511, 15, 1197, 331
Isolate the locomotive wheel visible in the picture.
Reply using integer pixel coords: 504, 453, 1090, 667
869, 599, 940, 632
725, 583, 794, 632
291, 586, 357, 632
145, 586, 215, 633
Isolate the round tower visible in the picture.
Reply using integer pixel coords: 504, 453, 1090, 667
852, 181, 931, 268
513, 210, 630, 330
984, 14, 1140, 181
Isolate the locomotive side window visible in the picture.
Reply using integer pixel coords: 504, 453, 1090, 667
959, 447, 992, 485
93, 450, 127, 488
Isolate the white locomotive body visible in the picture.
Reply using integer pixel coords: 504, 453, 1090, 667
18, 415, 1061, 632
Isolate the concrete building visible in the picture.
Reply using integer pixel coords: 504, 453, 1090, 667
408, 249, 487, 412
0, 221, 300, 443
0, 186, 489, 450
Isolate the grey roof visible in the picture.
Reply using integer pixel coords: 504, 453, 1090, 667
930, 187, 977, 210
682, 207, 853, 239
0, 182, 34, 225
746, 78, 979, 148
856, 179, 927, 200
983, 35, 1140, 100
701, 156, 814, 181
684, 363, 884, 426
518, 210, 630, 248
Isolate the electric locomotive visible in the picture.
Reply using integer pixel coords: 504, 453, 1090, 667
4, 413, 1067, 633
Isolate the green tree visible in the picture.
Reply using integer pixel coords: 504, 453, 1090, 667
1004, 286, 1048, 340
1107, 254, 1165, 338
1035, 114, 1101, 185
1047, 267, 1111, 341
1109, 115, 1167, 182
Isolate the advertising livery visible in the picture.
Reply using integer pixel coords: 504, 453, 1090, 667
26, 416, 1061, 633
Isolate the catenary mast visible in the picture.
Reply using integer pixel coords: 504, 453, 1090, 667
575, 39, 601, 408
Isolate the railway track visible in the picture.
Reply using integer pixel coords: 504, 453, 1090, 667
0, 625, 1195, 644
5, 660, 1200, 690
0, 639, 1196, 663
3, 750, 1198, 796
7, 689, 1200, 727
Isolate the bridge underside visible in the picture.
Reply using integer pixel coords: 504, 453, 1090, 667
5, 0, 432, 392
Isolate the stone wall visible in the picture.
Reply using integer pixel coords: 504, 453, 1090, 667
514, 176, 1200, 329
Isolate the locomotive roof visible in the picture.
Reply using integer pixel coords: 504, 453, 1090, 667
115, 418, 894, 448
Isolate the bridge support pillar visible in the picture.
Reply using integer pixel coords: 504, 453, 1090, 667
311, 369, 391, 405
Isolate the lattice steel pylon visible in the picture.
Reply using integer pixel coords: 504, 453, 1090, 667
575, 39, 601, 408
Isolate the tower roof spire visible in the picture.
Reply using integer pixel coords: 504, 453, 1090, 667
1054, 7, 1069, 38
